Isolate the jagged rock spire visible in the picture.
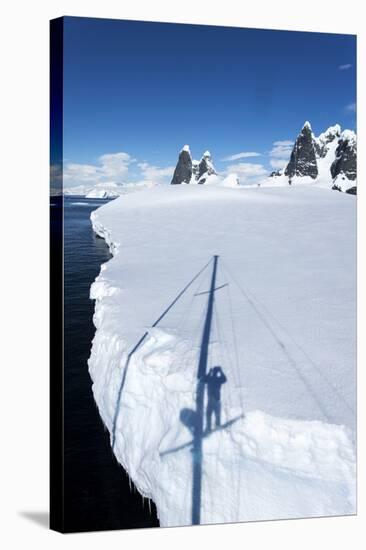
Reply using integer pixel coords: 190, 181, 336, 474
331, 130, 357, 182
171, 145, 193, 185
285, 122, 318, 180
197, 150, 217, 183
171, 147, 218, 184
314, 124, 341, 158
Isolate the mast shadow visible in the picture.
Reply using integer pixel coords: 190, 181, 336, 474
110, 258, 213, 450
159, 414, 244, 457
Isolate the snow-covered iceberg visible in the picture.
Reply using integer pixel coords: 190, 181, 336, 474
89, 184, 356, 527
85, 188, 117, 199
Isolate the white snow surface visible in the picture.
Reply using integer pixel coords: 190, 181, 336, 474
187, 172, 238, 187
86, 188, 116, 199
341, 129, 357, 144
89, 184, 356, 527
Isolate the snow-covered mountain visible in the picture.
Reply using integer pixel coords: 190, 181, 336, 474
330, 130, 357, 192
171, 145, 194, 185
63, 181, 156, 198
267, 122, 357, 193
63, 183, 121, 198
171, 145, 239, 187
285, 121, 318, 180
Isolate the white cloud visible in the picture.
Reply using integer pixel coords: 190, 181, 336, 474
221, 151, 261, 161
225, 162, 268, 185
62, 149, 176, 192
99, 152, 135, 179
270, 158, 288, 170
64, 152, 135, 187
270, 140, 293, 158
346, 102, 356, 113
137, 162, 175, 185
339, 63, 352, 70
267, 139, 293, 172
64, 163, 99, 183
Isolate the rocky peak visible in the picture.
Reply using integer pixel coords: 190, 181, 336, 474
330, 130, 357, 182
284, 122, 318, 180
323, 124, 341, 140
270, 121, 356, 193
314, 124, 342, 158
171, 146, 219, 185
197, 150, 217, 183
171, 145, 193, 185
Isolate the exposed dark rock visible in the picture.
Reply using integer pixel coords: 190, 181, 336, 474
314, 124, 341, 158
192, 160, 199, 180
313, 141, 323, 158
345, 186, 357, 195
330, 132, 357, 182
270, 121, 357, 192
171, 146, 193, 184
284, 122, 318, 180
197, 151, 217, 182
332, 184, 342, 192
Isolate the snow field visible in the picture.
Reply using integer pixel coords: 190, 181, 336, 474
89, 184, 356, 526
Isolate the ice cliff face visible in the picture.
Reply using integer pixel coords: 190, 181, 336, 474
270, 122, 357, 193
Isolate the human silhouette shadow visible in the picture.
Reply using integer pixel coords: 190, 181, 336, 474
203, 366, 227, 432
180, 408, 199, 435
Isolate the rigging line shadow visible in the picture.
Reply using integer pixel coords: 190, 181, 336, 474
258, 306, 356, 417
159, 415, 244, 457
110, 257, 213, 450
228, 259, 355, 418
191, 256, 219, 525
224, 258, 354, 416
221, 261, 332, 424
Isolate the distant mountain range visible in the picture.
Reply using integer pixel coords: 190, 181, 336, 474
170, 122, 357, 194
62, 181, 156, 198
61, 121, 356, 197
268, 122, 357, 194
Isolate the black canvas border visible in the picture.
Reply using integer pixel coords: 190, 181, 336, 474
50, 16, 64, 533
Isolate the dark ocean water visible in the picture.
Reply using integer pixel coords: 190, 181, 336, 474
58, 196, 159, 532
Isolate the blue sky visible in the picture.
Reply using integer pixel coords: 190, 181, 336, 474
62, 16, 356, 187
